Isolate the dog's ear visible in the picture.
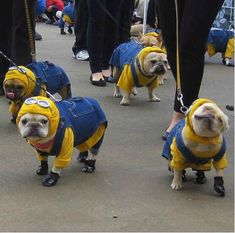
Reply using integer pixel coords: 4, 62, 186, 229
222, 114, 229, 131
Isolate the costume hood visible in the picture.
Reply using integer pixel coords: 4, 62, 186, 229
137, 46, 166, 63
4, 66, 36, 98
16, 96, 60, 138
185, 98, 222, 143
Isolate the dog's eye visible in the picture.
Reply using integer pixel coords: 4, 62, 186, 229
41, 119, 48, 124
163, 61, 168, 65
4, 84, 9, 89
16, 86, 23, 90
21, 119, 28, 125
151, 60, 157, 65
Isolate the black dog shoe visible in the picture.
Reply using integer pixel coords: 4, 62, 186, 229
182, 170, 187, 182
81, 160, 96, 173
194, 170, 206, 184
42, 172, 60, 187
36, 161, 49, 176
214, 176, 225, 197
77, 151, 88, 163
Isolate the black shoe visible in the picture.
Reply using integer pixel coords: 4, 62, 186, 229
226, 105, 234, 111
77, 151, 88, 163
68, 27, 73, 34
36, 161, 49, 176
42, 172, 60, 187
60, 28, 66, 35
214, 176, 225, 197
81, 160, 96, 173
194, 170, 206, 184
90, 75, 106, 87
103, 75, 114, 83
35, 31, 42, 40
162, 131, 170, 141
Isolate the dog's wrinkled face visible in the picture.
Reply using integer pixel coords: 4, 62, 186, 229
192, 103, 229, 137
142, 52, 168, 76
18, 113, 49, 141
4, 79, 26, 101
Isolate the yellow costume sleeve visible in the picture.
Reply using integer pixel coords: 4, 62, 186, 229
225, 38, 234, 59
53, 127, 74, 169
9, 102, 19, 117
213, 154, 228, 170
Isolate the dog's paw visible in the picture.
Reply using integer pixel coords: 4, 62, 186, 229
11, 117, 16, 124
159, 79, 164, 85
120, 98, 130, 105
113, 90, 122, 98
131, 88, 138, 96
149, 95, 160, 102
42, 172, 60, 187
171, 180, 183, 190
214, 176, 225, 197
81, 160, 96, 173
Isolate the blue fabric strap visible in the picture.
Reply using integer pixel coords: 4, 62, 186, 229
176, 129, 226, 165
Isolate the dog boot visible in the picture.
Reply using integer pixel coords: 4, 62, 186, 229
68, 26, 73, 34
214, 176, 225, 197
42, 172, 60, 187
194, 171, 206, 184
182, 170, 187, 182
60, 28, 66, 35
36, 161, 49, 175
11, 116, 16, 124
81, 160, 96, 173
77, 151, 88, 163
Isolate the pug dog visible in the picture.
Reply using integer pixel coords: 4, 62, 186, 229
3, 61, 71, 123
110, 41, 168, 105
162, 98, 229, 196
16, 96, 107, 187
207, 28, 234, 66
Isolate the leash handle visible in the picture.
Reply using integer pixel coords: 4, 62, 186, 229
174, 0, 188, 115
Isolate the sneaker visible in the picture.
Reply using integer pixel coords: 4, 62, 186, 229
73, 50, 89, 61
35, 31, 42, 40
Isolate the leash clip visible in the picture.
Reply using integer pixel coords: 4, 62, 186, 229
177, 93, 188, 115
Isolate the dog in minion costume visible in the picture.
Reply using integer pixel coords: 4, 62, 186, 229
162, 98, 229, 196
110, 40, 168, 105
207, 28, 234, 66
16, 96, 107, 187
3, 62, 71, 123
56, 1, 75, 35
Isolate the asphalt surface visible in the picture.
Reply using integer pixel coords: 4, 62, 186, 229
0, 23, 234, 232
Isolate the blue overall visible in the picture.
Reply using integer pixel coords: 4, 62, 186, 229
162, 120, 226, 164
207, 29, 234, 53
43, 97, 107, 156
27, 61, 71, 97
109, 41, 143, 69
58, 3, 75, 29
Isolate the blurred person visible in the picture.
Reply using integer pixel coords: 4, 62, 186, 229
45, 0, 64, 24
0, 0, 35, 95
157, 0, 225, 140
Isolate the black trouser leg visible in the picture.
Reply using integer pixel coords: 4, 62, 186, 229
157, 0, 224, 112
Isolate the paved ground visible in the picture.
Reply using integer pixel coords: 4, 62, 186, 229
0, 23, 234, 232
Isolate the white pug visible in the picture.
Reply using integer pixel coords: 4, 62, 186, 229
162, 99, 229, 196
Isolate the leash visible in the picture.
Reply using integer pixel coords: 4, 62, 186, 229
0, 50, 58, 102
174, 0, 188, 115
24, 0, 36, 62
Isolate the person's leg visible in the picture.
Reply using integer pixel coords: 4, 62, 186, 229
117, 0, 135, 45
72, 0, 89, 59
87, 0, 106, 84
11, 0, 35, 65
0, 1, 12, 94
101, 0, 124, 78
177, 0, 224, 111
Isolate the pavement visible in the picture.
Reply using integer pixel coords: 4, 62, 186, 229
0, 23, 234, 232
